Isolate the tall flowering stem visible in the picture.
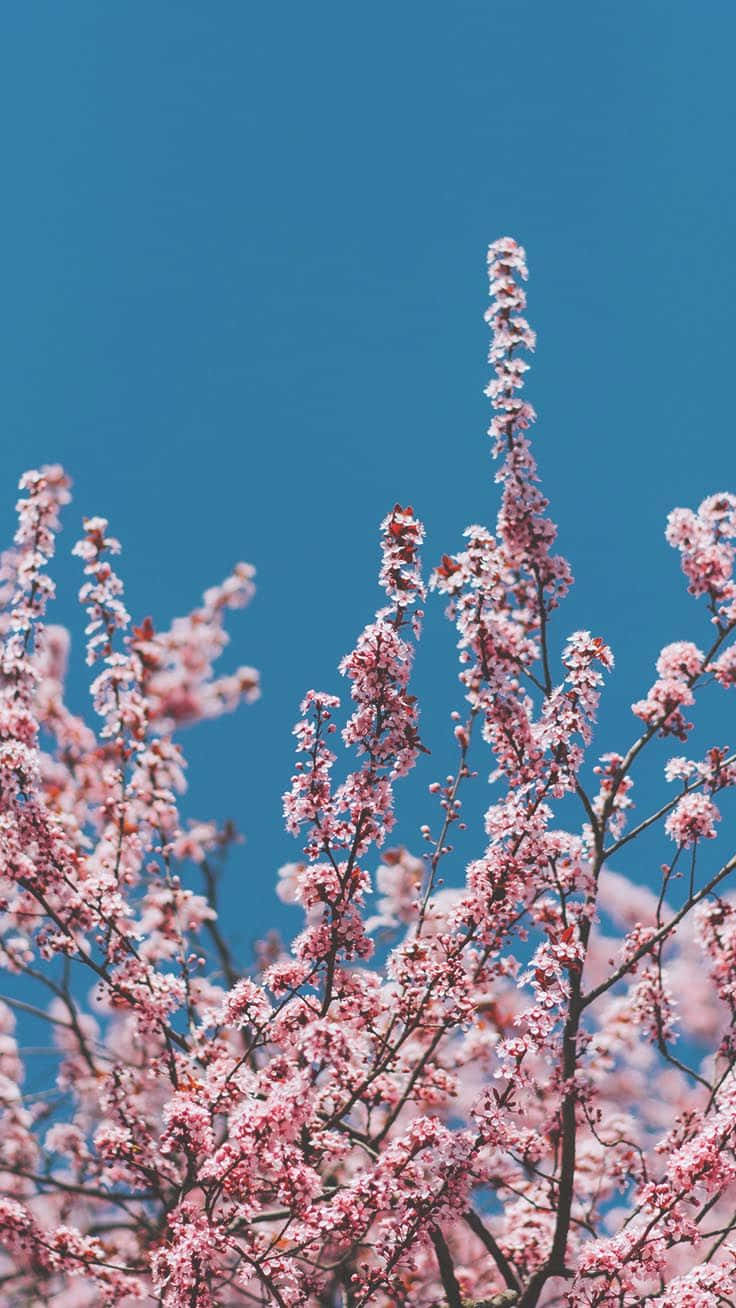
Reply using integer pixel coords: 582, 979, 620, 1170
282, 503, 426, 1012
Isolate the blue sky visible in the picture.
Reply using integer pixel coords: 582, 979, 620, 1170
2, 3, 735, 953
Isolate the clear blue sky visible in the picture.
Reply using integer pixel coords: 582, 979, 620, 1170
2, 3, 735, 952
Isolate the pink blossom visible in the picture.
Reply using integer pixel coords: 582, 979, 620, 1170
665, 791, 721, 845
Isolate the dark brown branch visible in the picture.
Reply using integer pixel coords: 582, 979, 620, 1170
430, 1226, 463, 1308
464, 1208, 520, 1293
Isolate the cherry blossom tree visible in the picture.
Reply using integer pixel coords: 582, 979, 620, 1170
2, 238, 736, 1306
